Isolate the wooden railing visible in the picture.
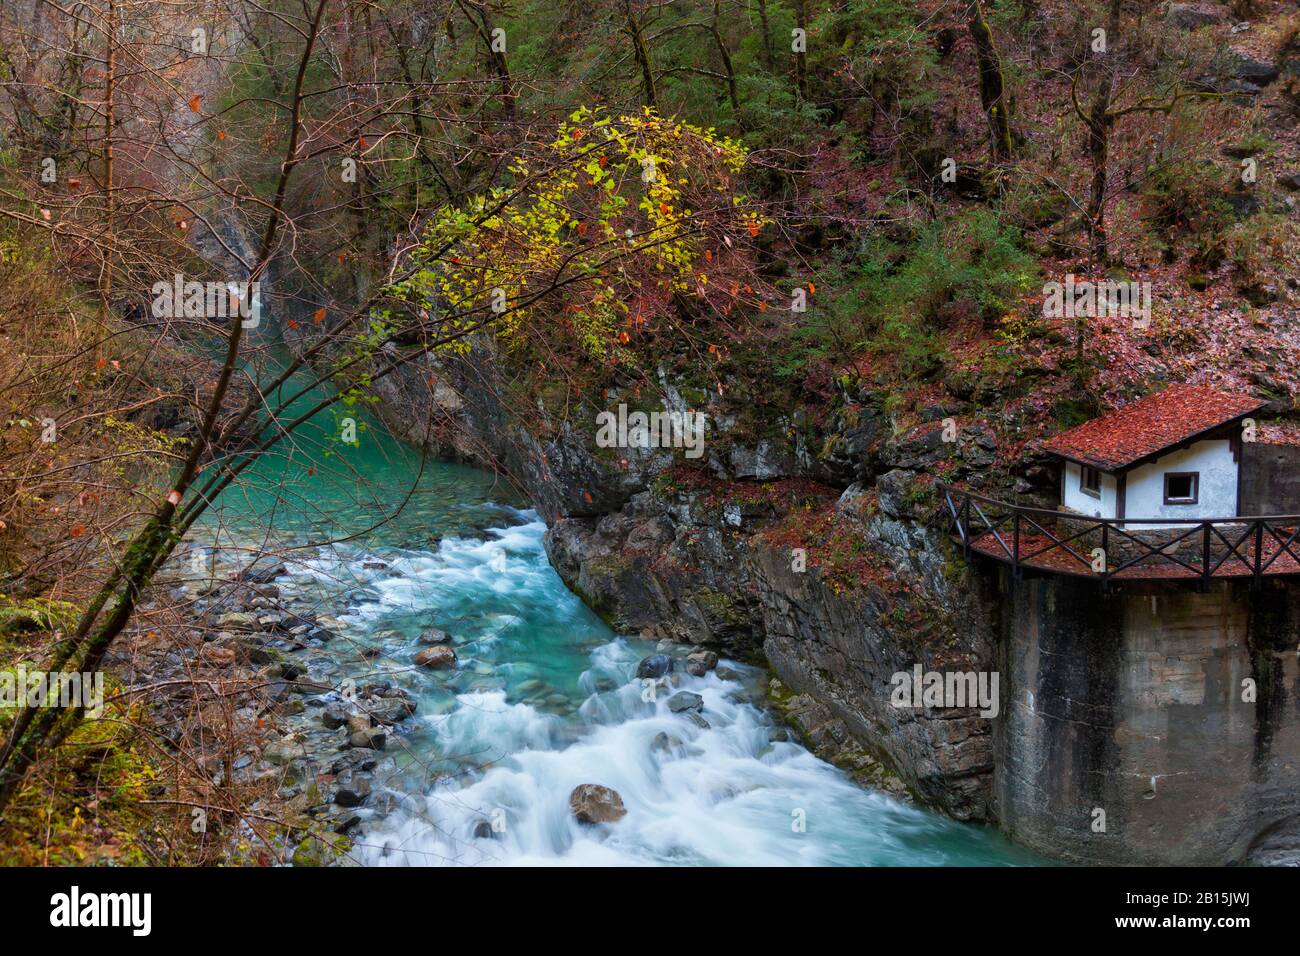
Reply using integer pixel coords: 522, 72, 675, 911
939, 485, 1300, 584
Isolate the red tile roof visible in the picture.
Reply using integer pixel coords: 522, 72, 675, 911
1043, 385, 1266, 471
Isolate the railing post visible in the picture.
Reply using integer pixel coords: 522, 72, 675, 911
962, 494, 970, 560
1254, 520, 1264, 586
1012, 511, 1020, 577
1100, 522, 1109, 584
1202, 521, 1212, 584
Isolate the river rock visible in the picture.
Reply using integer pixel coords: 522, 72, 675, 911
217, 611, 260, 629
264, 736, 307, 765
568, 784, 627, 824
322, 702, 353, 730
348, 727, 387, 750
686, 650, 719, 677
651, 731, 683, 754
636, 654, 673, 679
414, 645, 457, 669
667, 691, 704, 714
417, 628, 453, 645
333, 772, 372, 808
199, 644, 236, 665
346, 713, 372, 735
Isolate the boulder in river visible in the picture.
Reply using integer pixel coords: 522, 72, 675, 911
418, 628, 453, 645
686, 650, 718, 677
667, 691, 704, 714
415, 645, 457, 669
348, 727, 387, 750
636, 654, 673, 679
569, 784, 627, 824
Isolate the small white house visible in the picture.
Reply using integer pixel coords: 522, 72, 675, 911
1043, 385, 1267, 527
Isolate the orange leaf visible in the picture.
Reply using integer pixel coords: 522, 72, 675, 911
189, 95, 201, 113
747, 222, 759, 237
759, 300, 767, 312
577, 221, 588, 236
583, 491, 593, 503
70, 525, 86, 538
287, 318, 298, 328
659, 203, 670, 216
313, 307, 326, 324
617, 331, 630, 344
217, 130, 226, 141
704, 250, 713, 261
96, 357, 107, 369
808, 281, 816, 295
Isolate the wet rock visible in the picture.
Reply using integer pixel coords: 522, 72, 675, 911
330, 750, 379, 774
348, 727, 387, 750
414, 645, 457, 669
322, 702, 353, 730
568, 783, 627, 824
685, 650, 719, 677
651, 731, 683, 754
333, 772, 372, 808
365, 693, 417, 723
333, 813, 362, 835
682, 712, 711, 729
667, 691, 704, 714
417, 628, 453, 645
265, 736, 307, 765
346, 713, 372, 735
473, 819, 497, 839
636, 654, 673, 679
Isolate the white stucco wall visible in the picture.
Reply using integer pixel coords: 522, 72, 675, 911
1125, 439, 1238, 525
1062, 460, 1119, 518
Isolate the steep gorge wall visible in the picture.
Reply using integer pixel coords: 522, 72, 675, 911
996, 572, 1300, 865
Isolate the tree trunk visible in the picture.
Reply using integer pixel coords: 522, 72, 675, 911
100, 0, 116, 325
755, 0, 775, 71
624, 0, 658, 111
711, 0, 739, 112
968, 0, 1013, 162
793, 0, 807, 99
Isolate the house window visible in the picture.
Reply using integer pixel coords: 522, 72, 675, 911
1079, 465, 1101, 499
1163, 472, 1199, 505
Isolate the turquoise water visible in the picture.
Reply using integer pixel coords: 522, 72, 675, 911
194, 348, 1042, 866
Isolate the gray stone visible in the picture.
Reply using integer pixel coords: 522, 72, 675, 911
667, 691, 704, 714
636, 654, 673, 679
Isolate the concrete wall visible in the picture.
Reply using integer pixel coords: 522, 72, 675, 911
993, 570, 1300, 865
1126, 439, 1238, 525
1062, 460, 1119, 518
1241, 442, 1300, 515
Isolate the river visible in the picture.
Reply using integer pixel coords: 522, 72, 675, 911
193, 345, 1041, 866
